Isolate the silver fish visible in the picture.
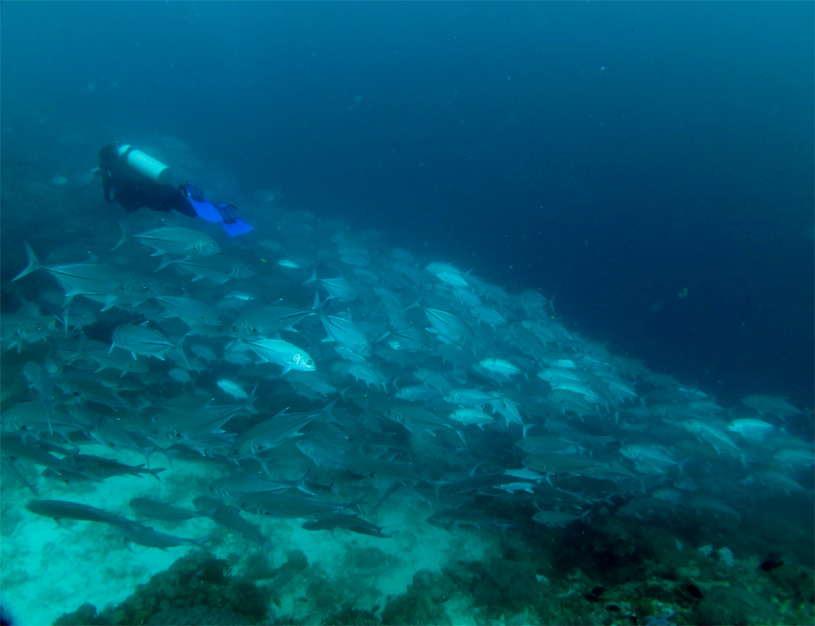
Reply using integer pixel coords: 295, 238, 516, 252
129, 498, 202, 521
302, 513, 391, 538
478, 358, 522, 379
426, 262, 470, 288
26, 499, 130, 525
449, 408, 495, 428
320, 312, 371, 357
231, 304, 314, 337
114, 519, 210, 549
155, 295, 224, 329
1, 307, 55, 352
216, 378, 250, 400
193, 496, 271, 548
110, 323, 177, 361
13, 243, 161, 310
114, 225, 220, 257
423, 306, 470, 347
162, 255, 255, 283
741, 394, 803, 418
532, 509, 585, 528
242, 337, 316, 373
726, 418, 775, 440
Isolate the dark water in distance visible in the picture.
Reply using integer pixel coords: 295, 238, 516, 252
2, 1, 813, 409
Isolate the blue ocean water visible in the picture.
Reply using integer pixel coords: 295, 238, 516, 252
2, 1, 811, 409
1, 3, 813, 625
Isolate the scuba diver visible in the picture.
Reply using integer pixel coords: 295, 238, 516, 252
97, 143, 253, 236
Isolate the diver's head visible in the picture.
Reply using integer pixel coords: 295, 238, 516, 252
98, 144, 119, 168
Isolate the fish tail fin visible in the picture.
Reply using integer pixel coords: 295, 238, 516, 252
154, 256, 178, 273
404, 293, 423, 312
321, 398, 339, 422
55, 309, 70, 333
245, 383, 260, 414
111, 222, 129, 251
374, 330, 392, 345
348, 494, 368, 515
317, 294, 330, 315
153, 256, 172, 273
294, 468, 316, 496
302, 266, 319, 285
174, 335, 191, 370
12, 242, 42, 281
431, 480, 445, 501
161, 449, 176, 470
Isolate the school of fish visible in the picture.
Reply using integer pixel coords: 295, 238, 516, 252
2, 204, 812, 551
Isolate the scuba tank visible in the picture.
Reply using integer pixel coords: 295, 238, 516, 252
116, 144, 173, 185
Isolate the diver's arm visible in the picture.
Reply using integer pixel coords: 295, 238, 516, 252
102, 172, 116, 203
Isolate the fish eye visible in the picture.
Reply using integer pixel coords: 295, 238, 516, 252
141, 282, 148, 289
35, 324, 43, 331
231, 326, 239, 333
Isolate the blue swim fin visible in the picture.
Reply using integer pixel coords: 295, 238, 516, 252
216, 203, 254, 236
181, 182, 223, 223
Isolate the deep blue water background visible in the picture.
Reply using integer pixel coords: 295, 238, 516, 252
2, 1, 813, 409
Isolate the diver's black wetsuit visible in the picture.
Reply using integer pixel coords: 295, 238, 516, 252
98, 144, 195, 216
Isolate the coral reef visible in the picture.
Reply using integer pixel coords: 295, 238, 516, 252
52, 552, 270, 625
46, 514, 813, 626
